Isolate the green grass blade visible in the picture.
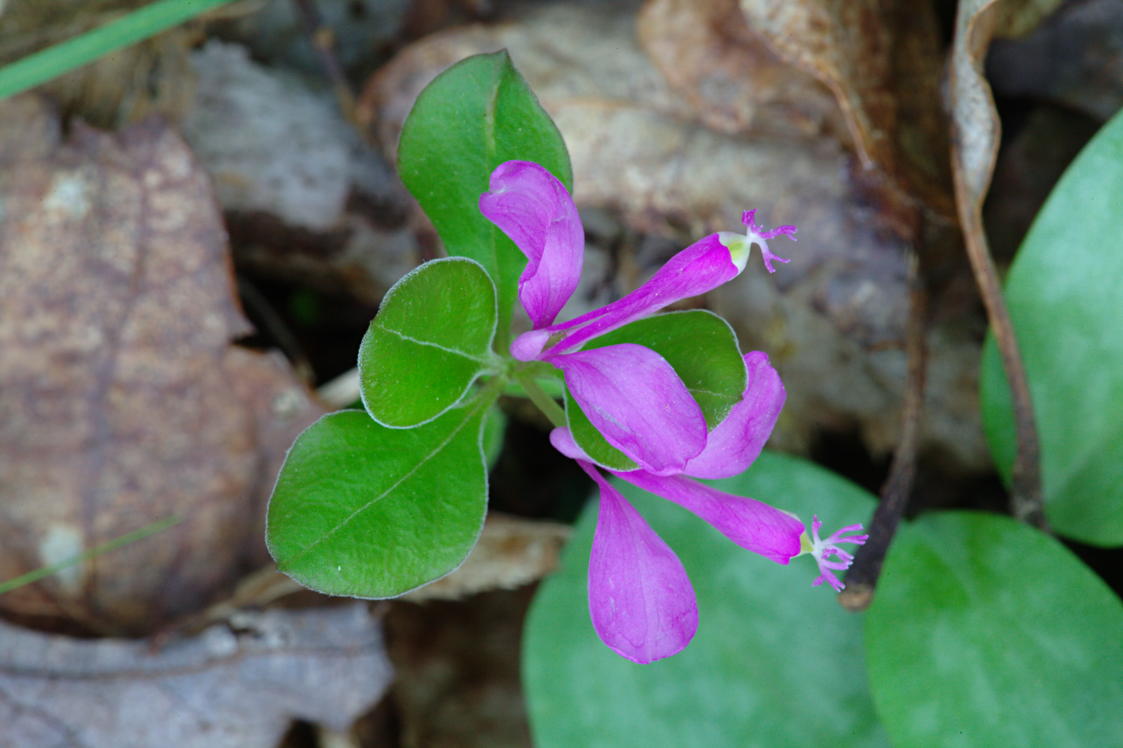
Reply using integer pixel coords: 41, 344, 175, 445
0, 0, 237, 101
0, 516, 181, 595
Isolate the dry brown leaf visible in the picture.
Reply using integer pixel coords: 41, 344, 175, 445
365, 3, 990, 470
0, 96, 325, 634
636, 0, 844, 139
738, 0, 953, 222
0, 604, 391, 747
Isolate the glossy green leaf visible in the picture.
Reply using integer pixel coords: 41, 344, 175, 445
564, 310, 747, 472
866, 511, 1123, 747
524, 452, 887, 748
358, 258, 497, 427
266, 398, 494, 598
980, 109, 1123, 545
398, 51, 572, 344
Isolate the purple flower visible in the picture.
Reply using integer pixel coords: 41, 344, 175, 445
480, 160, 865, 663
481, 161, 797, 476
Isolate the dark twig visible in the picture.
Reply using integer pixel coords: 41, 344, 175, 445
952, 177, 1048, 530
839, 249, 927, 612
291, 0, 357, 125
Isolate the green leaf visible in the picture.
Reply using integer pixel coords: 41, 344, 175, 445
481, 405, 507, 471
398, 51, 572, 345
866, 511, 1123, 747
564, 310, 746, 472
359, 258, 497, 427
980, 109, 1123, 545
266, 399, 494, 598
524, 452, 887, 748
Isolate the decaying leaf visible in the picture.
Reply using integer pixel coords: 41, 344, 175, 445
362, 2, 989, 469
737, 0, 953, 224
0, 604, 391, 747
0, 96, 325, 634
948, 0, 1065, 213
636, 0, 844, 139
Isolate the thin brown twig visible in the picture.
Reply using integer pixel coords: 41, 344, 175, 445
839, 248, 927, 612
291, 0, 358, 126
952, 178, 1047, 530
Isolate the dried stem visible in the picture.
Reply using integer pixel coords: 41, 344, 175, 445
839, 249, 927, 612
291, 0, 357, 125
953, 179, 1047, 530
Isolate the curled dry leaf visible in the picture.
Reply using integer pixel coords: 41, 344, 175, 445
0, 96, 325, 634
363, 2, 989, 469
738, 0, 954, 225
0, 604, 391, 747
949, 0, 1064, 210
948, 0, 1063, 528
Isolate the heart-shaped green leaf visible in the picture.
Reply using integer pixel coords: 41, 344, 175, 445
359, 257, 497, 427
565, 310, 746, 471
266, 400, 493, 598
524, 452, 886, 747
866, 511, 1123, 747
980, 109, 1123, 545
398, 51, 572, 344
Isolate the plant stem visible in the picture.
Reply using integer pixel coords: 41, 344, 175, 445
952, 157, 1047, 530
839, 249, 927, 611
514, 369, 567, 428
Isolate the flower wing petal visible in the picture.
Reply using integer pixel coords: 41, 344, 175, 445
479, 160, 583, 328
552, 344, 707, 475
581, 462, 697, 664
684, 351, 785, 479
615, 472, 804, 564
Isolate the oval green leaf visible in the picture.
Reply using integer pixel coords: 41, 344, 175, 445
980, 109, 1123, 545
398, 51, 572, 343
866, 511, 1123, 747
524, 452, 887, 748
359, 257, 497, 427
266, 403, 491, 598
564, 310, 747, 472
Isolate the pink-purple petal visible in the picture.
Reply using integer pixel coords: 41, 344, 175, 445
683, 351, 785, 479
551, 344, 707, 475
614, 472, 804, 564
546, 234, 739, 354
580, 462, 698, 664
479, 160, 584, 328
549, 426, 589, 461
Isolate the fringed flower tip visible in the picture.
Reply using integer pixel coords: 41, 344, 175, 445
802, 515, 870, 592
740, 208, 797, 274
